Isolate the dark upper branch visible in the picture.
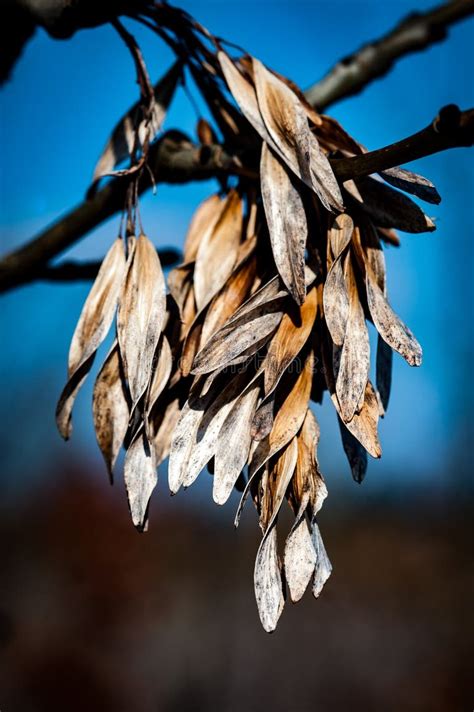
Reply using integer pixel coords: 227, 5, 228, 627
331, 105, 474, 182
0, 133, 240, 293
305, 0, 474, 111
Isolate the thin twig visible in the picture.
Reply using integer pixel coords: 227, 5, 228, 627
305, 0, 474, 110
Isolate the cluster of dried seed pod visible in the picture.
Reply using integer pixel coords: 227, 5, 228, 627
57, 50, 438, 631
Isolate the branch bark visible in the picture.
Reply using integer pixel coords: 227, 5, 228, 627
331, 105, 474, 182
305, 0, 474, 110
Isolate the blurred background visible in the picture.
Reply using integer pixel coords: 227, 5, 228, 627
0, 1, 473, 710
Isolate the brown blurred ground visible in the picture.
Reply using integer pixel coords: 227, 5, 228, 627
0, 466, 472, 712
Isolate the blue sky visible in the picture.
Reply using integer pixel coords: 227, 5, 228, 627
0, 0, 473, 505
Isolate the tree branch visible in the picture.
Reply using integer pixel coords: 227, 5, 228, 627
305, 0, 474, 110
0, 133, 241, 293
331, 105, 474, 182
2, 106, 473, 291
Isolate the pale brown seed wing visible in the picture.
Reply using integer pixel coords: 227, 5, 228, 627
253, 57, 313, 187
56, 354, 95, 440
379, 166, 440, 204
251, 349, 314, 474
312, 523, 332, 598
335, 258, 370, 423
323, 252, 349, 347
337, 415, 368, 483
235, 354, 313, 528
353, 177, 435, 233
328, 213, 354, 261
363, 226, 386, 293
146, 335, 172, 415
264, 285, 318, 395
56, 238, 126, 439
183, 193, 223, 263
251, 392, 275, 441
254, 58, 342, 211
260, 143, 307, 304
218, 51, 274, 145
68, 238, 126, 375
232, 275, 287, 315
167, 371, 224, 492
366, 269, 422, 367
351, 223, 386, 295
308, 132, 344, 212
168, 398, 206, 494
167, 262, 194, 320
213, 382, 260, 505
295, 409, 327, 517
200, 237, 257, 345
321, 338, 381, 458
323, 215, 354, 346
92, 61, 181, 182
339, 381, 381, 458
117, 234, 166, 406
124, 431, 157, 529
266, 66, 323, 128
254, 526, 285, 633
194, 190, 243, 311
260, 437, 298, 534
284, 516, 317, 603
92, 342, 129, 477
152, 395, 181, 466
267, 350, 313, 457
192, 273, 287, 375
191, 303, 284, 375
179, 288, 198, 345
180, 317, 203, 378
181, 374, 245, 489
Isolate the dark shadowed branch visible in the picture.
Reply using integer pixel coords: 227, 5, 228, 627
305, 0, 474, 110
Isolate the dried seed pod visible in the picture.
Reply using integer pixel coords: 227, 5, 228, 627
93, 342, 130, 478
194, 190, 243, 310
284, 517, 317, 603
260, 143, 307, 303
56, 237, 127, 438
254, 526, 285, 633
214, 381, 260, 504
117, 234, 166, 407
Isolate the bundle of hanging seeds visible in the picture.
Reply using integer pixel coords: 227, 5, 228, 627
56, 8, 439, 631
